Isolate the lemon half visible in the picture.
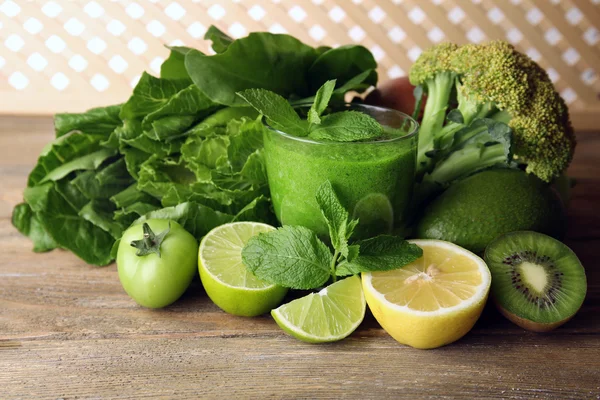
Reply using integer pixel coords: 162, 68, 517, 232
362, 239, 491, 349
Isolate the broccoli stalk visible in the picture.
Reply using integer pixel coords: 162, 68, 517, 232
415, 71, 456, 174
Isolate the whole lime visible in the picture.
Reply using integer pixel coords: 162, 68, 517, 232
415, 169, 565, 254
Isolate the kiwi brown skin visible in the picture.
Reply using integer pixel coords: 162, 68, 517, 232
493, 298, 580, 332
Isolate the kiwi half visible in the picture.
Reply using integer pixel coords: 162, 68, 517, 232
484, 231, 586, 332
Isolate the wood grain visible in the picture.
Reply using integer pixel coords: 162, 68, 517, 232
0, 116, 599, 399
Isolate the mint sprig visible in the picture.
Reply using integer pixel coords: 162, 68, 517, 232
236, 89, 308, 137
336, 235, 423, 277
315, 180, 357, 259
242, 225, 332, 290
307, 79, 336, 125
241, 180, 423, 289
237, 81, 381, 142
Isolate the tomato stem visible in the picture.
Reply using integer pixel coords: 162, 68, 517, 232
130, 222, 170, 257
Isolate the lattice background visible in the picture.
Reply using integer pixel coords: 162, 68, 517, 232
1, 0, 599, 129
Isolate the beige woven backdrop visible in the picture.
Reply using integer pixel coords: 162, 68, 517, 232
0, 0, 598, 129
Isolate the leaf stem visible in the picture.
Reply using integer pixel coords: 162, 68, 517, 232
330, 250, 340, 282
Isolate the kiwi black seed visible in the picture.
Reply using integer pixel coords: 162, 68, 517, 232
484, 231, 587, 332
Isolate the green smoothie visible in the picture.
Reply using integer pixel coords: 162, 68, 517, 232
264, 115, 417, 238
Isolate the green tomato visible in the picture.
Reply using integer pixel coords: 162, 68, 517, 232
117, 219, 198, 308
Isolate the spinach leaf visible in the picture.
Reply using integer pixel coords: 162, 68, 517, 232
307, 45, 378, 92
12, 202, 58, 252
204, 25, 233, 53
54, 105, 122, 138
185, 32, 318, 105
160, 46, 193, 80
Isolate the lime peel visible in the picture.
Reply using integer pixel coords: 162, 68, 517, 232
271, 275, 366, 343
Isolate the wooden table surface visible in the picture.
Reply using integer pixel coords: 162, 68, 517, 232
1, 116, 598, 399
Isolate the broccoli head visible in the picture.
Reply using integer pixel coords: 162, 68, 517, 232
409, 40, 575, 184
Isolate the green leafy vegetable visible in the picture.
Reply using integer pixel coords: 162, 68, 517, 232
160, 46, 192, 80
307, 45, 377, 92
185, 32, 318, 106
54, 105, 122, 138
12, 203, 58, 252
204, 25, 233, 54
13, 25, 379, 266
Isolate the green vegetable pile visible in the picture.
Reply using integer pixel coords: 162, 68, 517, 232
12, 26, 378, 266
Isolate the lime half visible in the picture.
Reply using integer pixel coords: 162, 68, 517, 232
271, 275, 366, 343
199, 222, 288, 317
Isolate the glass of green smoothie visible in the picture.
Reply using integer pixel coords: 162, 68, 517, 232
263, 104, 418, 239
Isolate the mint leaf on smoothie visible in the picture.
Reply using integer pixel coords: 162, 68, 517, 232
336, 235, 423, 276
307, 111, 382, 142
307, 80, 336, 125
237, 89, 308, 137
315, 180, 358, 258
241, 225, 332, 290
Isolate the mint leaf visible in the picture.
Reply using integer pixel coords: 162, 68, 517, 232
315, 180, 357, 258
237, 89, 308, 137
336, 235, 422, 276
308, 111, 382, 142
242, 225, 332, 289
307, 80, 336, 125
346, 244, 360, 263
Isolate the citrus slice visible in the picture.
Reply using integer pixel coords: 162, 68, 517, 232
271, 275, 366, 343
199, 222, 288, 317
362, 239, 491, 349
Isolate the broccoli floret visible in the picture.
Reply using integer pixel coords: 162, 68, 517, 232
409, 41, 576, 189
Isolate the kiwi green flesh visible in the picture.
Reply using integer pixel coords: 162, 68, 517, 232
484, 231, 586, 330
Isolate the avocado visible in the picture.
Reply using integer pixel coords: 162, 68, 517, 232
415, 169, 566, 254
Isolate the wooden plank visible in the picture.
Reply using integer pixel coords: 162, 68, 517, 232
0, 335, 599, 399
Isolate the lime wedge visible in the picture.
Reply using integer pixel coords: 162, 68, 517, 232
199, 222, 288, 317
271, 275, 366, 343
